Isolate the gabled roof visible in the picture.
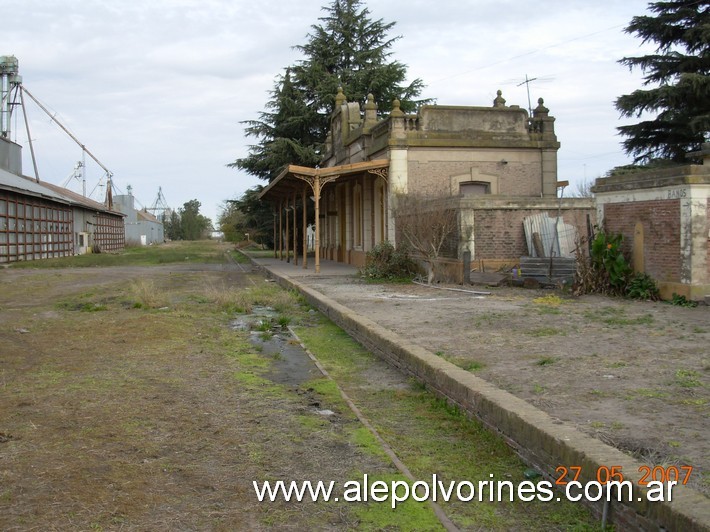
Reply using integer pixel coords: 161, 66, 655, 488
260, 159, 389, 201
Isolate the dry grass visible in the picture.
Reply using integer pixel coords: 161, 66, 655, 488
205, 281, 301, 314
129, 278, 170, 309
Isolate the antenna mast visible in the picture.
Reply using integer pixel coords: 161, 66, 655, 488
517, 74, 538, 116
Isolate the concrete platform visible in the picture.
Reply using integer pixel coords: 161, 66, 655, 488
245, 251, 710, 531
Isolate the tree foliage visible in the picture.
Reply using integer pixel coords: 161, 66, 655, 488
615, 0, 710, 164
230, 0, 427, 182
164, 200, 212, 241
231, 70, 321, 181
218, 186, 275, 248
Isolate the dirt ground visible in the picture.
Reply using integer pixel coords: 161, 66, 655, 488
299, 276, 710, 497
0, 251, 604, 531
0, 262, 390, 530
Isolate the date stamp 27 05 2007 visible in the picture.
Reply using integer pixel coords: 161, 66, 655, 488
555, 465, 694, 487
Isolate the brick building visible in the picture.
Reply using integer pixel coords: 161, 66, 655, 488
0, 136, 125, 262
260, 88, 594, 277
593, 144, 710, 300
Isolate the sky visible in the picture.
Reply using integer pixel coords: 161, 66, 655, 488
3, 0, 657, 226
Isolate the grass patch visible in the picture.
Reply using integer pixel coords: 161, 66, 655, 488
535, 356, 557, 366
434, 352, 485, 373
8, 240, 226, 269
626, 388, 670, 399
350, 426, 390, 461
675, 369, 702, 388
206, 282, 301, 315
583, 306, 654, 327
532, 294, 565, 306
528, 327, 564, 337
294, 317, 597, 529
350, 473, 440, 530
130, 279, 169, 309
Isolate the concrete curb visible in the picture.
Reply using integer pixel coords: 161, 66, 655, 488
251, 259, 709, 531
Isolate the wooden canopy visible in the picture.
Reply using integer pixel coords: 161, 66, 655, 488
259, 159, 389, 273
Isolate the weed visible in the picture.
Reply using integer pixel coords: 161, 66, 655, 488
277, 315, 292, 327
626, 388, 669, 399
532, 294, 564, 306
130, 279, 168, 309
254, 320, 272, 332
350, 427, 389, 460
535, 356, 557, 366
670, 293, 698, 308
532, 383, 546, 394
462, 360, 485, 372
434, 352, 484, 372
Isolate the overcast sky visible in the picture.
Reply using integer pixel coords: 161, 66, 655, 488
4, 0, 655, 225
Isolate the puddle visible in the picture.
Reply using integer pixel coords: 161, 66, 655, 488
229, 306, 321, 386
251, 331, 321, 386
229, 305, 279, 331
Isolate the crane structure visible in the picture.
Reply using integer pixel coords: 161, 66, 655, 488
147, 186, 171, 220
0, 55, 117, 209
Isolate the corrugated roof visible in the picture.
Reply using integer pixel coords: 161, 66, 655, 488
0, 167, 124, 216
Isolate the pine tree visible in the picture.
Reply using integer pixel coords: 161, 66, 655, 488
231, 0, 426, 182
615, 0, 710, 164
231, 69, 321, 180
292, 0, 426, 120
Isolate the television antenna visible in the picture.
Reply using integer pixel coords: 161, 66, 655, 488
515, 74, 555, 116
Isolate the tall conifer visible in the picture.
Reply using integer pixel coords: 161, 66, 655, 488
231, 0, 426, 181
615, 0, 709, 163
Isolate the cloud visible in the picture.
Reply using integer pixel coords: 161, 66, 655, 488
4, 0, 655, 222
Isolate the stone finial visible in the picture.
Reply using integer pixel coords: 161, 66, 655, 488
363, 93, 378, 129
335, 86, 346, 106
533, 97, 549, 117
493, 89, 506, 107
390, 98, 404, 117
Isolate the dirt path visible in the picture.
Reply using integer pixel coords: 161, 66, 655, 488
299, 277, 710, 497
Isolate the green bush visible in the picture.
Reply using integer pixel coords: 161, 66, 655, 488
590, 230, 631, 292
359, 241, 415, 281
670, 293, 698, 308
575, 227, 633, 297
626, 272, 660, 300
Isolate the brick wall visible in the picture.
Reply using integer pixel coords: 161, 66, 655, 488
473, 208, 592, 260
408, 160, 541, 197
603, 200, 680, 283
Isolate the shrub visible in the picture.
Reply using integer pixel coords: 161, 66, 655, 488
359, 241, 416, 281
670, 293, 698, 308
574, 227, 632, 296
626, 273, 660, 301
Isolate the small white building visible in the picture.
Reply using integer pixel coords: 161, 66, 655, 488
113, 193, 164, 246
